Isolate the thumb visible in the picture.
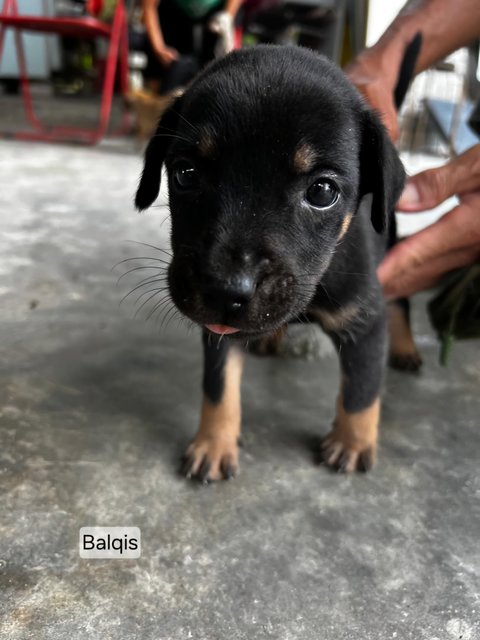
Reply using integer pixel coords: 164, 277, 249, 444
398, 143, 480, 211
398, 165, 455, 212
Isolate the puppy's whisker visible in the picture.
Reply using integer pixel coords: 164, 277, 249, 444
158, 302, 177, 330
170, 107, 201, 137
143, 299, 171, 328
134, 288, 169, 315
134, 286, 169, 305
130, 275, 168, 291
171, 314, 182, 332
292, 311, 310, 324
125, 240, 172, 256
113, 256, 170, 268
185, 319, 196, 337
152, 133, 194, 145
120, 278, 168, 304
159, 214, 171, 228
181, 315, 195, 335
116, 265, 165, 285
165, 307, 183, 331
114, 263, 167, 280
146, 295, 173, 322
158, 124, 190, 135
157, 124, 197, 143
177, 315, 190, 333
316, 281, 336, 307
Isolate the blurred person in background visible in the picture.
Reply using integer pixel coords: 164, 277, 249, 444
142, 0, 243, 93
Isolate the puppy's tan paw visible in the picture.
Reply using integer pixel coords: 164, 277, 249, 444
181, 437, 239, 483
320, 397, 379, 472
320, 432, 376, 472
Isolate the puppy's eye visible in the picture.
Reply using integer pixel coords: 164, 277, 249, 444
173, 162, 198, 191
305, 179, 339, 209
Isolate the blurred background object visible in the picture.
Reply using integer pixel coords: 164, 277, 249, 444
0, 0, 130, 142
242, 0, 368, 65
0, 0, 479, 150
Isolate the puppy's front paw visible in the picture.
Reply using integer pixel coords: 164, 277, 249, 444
181, 436, 239, 483
320, 399, 379, 473
320, 431, 376, 473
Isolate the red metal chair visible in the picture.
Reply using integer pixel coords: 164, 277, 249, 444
0, 0, 129, 143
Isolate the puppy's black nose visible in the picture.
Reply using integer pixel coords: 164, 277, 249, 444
204, 274, 256, 311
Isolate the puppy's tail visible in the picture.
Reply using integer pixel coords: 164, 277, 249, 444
393, 32, 422, 110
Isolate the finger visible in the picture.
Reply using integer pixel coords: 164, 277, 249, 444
158, 54, 173, 68
383, 246, 480, 299
346, 58, 400, 141
360, 83, 399, 141
376, 100, 399, 142
398, 144, 480, 211
379, 196, 480, 287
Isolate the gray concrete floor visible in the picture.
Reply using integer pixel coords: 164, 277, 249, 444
1, 139, 480, 640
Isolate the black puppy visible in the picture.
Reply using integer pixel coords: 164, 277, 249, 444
135, 45, 420, 480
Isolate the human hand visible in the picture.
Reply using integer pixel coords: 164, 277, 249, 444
346, 50, 401, 141
155, 45, 179, 67
378, 144, 480, 299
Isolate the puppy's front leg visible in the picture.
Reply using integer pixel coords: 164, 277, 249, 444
182, 333, 244, 482
320, 313, 387, 473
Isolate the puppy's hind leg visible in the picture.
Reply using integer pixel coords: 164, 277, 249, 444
385, 213, 422, 372
388, 298, 423, 372
181, 333, 244, 483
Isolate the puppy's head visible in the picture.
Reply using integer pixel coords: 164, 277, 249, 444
136, 45, 404, 338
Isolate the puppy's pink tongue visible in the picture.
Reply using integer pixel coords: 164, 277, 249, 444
205, 324, 240, 335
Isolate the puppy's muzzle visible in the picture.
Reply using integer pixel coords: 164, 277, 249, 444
169, 247, 301, 335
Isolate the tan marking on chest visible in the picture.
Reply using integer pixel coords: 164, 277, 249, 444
309, 303, 360, 331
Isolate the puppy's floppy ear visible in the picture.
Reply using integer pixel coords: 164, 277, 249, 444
359, 109, 405, 233
135, 96, 183, 211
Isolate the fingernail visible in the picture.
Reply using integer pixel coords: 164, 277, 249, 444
398, 182, 420, 208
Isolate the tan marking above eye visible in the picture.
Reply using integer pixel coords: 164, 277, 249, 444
293, 143, 317, 173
